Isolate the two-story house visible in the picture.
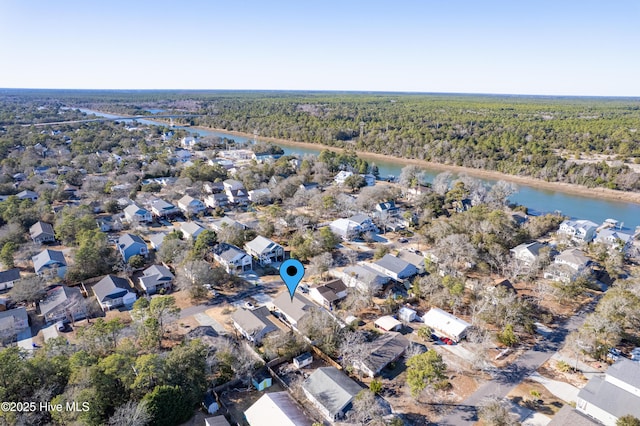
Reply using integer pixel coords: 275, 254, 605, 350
117, 234, 148, 262
212, 243, 252, 274
178, 195, 206, 216
245, 236, 284, 266
124, 204, 153, 223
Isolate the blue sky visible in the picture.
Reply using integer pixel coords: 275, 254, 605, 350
1, 0, 639, 96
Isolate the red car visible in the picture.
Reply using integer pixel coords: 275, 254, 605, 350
440, 337, 455, 345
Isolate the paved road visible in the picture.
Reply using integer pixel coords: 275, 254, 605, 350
440, 298, 598, 425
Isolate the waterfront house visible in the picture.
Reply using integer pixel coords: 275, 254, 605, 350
302, 367, 362, 422
139, 264, 174, 294
93, 275, 137, 312
117, 233, 148, 262
558, 219, 598, 243
595, 229, 633, 252
334, 171, 353, 185
29, 221, 56, 244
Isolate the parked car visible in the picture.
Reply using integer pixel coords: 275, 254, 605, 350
398, 238, 409, 243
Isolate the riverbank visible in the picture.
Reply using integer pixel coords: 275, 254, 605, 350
190, 124, 640, 205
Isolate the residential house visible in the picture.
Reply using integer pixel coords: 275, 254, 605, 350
124, 204, 153, 223
558, 219, 598, 243
148, 232, 167, 251
329, 218, 362, 240
0, 307, 29, 341
422, 307, 470, 342
204, 193, 229, 209
577, 358, 640, 425
231, 306, 278, 344
96, 215, 123, 232
16, 190, 38, 201
0, 268, 20, 291
204, 181, 225, 194
248, 188, 272, 204
547, 406, 599, 426
374, 315, 402, 332
272, 292, 313, 328
181, 136, 198, 149
369, 254, 418, 282
245, 392, 311, 426
293, 352, 313, 369
139, 264, 174, 294
354, 332, 410, 377
180, 221, 205, 240
595, 229, 633, 252
334, 171, 353, 185
375, 201, 399, 218
117, 234, 148, 262
223, 179, 249, 204
544, 248, 591, 283
93, 275, 137, 312
349, 214, 377, 233
212, 243, 252, 274
245, 236, 284, 266
149, 198, 180, 218
29, 221, 56, 244
510, 241, 545, 266
39, 285, 85, 323
309, 279, 347, 310
302, 367, 362, 422
361, 174, 376, 186
173, 148, 192, 163
178, 195, 206, 216
396, 250, 426, 274
211, 217, 246, 233
299, 182, 319, 192
340, 264, 391, 294
32, 249, 67, 278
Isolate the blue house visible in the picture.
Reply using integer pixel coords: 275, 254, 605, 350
32, 249, 67, 278
117, 234, 148, 262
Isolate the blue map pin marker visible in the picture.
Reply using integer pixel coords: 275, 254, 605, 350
280, 259, 305, 300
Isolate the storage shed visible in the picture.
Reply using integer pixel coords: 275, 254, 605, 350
422, 307, 470, 342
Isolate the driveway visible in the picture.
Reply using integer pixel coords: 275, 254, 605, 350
528, 372, 579, 403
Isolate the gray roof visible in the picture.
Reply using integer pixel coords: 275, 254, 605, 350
150, 198, 176, 211
139, 265, 174, 289
232, 307, 277, 339
213, 243, 248, 263
118, 233, 146, 249
360, 332, 410, 374
577, 375, 640, 419
93, 275, 133, 302
349, 214, 371, 225
30, 221, 55, 238
124, 204, 149, 217
343, 264, 390, 286
302, 367, 362, 418
548, 405, 599, 426
374, 254, 415, 275
32, 249, 67, 273
555, 248, 590, 269
0, 307, 28, 330
204, 416, 231, 426
245, 392, 311, 426
211, 217, 245, 231
396, 250, 425, 268
511, 241, 544, 257
607, 357, 640, 391
0, 268, 20, 284
273, 292, 313, 324
148, 232, 167, 248
181, 221, 204, 236
245, 236, 282, 255
39, 286, 81, 316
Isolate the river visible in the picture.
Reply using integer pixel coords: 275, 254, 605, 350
77, 108, 640, 230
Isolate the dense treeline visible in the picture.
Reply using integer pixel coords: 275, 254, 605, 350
2, 90, 640, 191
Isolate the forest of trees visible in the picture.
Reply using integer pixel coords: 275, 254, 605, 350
9, 90, 637, 191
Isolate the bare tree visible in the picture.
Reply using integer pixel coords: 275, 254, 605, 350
309, 252, 334, 279
487, 180, 518, 207
432, 171, 452, 196
478, 397, 520, 426
347, 389, 387, 426
108, 400, 151, 426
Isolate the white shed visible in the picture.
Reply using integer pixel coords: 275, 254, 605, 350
374, 315, 402, 332
422, 307, 470, 342
398, 307, 417, 323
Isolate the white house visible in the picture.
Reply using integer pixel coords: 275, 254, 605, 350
181, 136, 198, 149
149, 198, 179, 217
245, 392, 311, 426
398, 306, 417, 322
349, 214, 377, 233
558, 219, 598, 243
245, 236, 284, 266
123, 204, 152, 223
340, 264, 391, 294
577, 358, 640, 425
510, 241, 545, 266
223, 179, 249, 204
334, 171, 353, 185
247, 188, 272, 204
422, 307, 470, 342
212, 243, 252, 274
204, 193, 229, 209
329, 218, 362, 240
595, 229, 633, 252
180, 221, 206, 240
309, 279, 347, 310
178, 195, 206, 216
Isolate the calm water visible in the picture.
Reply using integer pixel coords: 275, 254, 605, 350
78, 108, 640, 230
